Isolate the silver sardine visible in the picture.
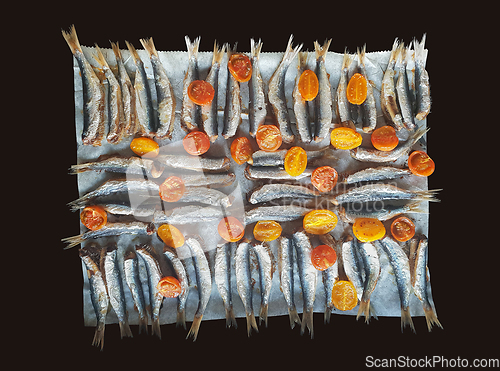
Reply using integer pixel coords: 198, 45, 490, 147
355, 240, 380, 322
414, 34, 431, 121
79, 243, 108, 350
375, 236, 415, 332
341, 235, 363, 302
155, 154, 230, 172
293, 52, 312, 143
292, 230, 317, 338
249, 39, 268, 137
184, 236, 212, 341
244, 165, 313, 181
222, 43, 242, 139
314, 39, 333, 142
214, 243, 237, 328
176, 186, 232, 208
335, 50, 353, 124
202, 42, 225, 142
123, 249, 148, 334
235, 240, 259, 336
358, 46, 378, 133
140, 37, 176, 139
278, 236, 301, 328
244, 205, 312, 225
247, 183, 320, 204
62, 25, 105, 146
319, 233, 339, 323
126, 41, 157, 137
250, 147, 333, 167
163, 245, 190, 329
339, 166, 412, 185
380, 40, 404, 131
268, 35, 302, 143
153, 205, 228, 225
181, 36, 200, 131
396, 44, 416, 131
252, 242, 273, 327
102, 244, 133, 338
69, 155, 154, 176
339, 201, 426, 223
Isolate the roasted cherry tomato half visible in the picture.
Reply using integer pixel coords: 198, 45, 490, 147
159, 176, 185, 202
255, 125, 282, 152
157, 276, 182, 298
228, 53, 252, 83
80, 206, 107, 231
298, 69, 319, 101
352, 218, 386, 242
391, 216, 416, 242
330, 127, 362, 150
311, 166, 338, 192
230, 137, 253, 165
303, 209, 338, 235
347, 72, 367, 105
130, 137, 159, 158
331, 281, 358, 311
408, 150, 435, 177
371, 125, 399, 151
284, 146, 307, 176
157, 224, 185, 248
218, 216, 245, 242
311, 244, 337, 271
253, 220, 282, 242
183, 130, 210, 155
187, 80, 215, 106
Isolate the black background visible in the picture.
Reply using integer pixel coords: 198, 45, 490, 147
15, 4, 496, 369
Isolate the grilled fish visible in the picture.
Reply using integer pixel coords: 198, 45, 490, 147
140, 37, 176, 139
185, 236, 212, 341
293, 52, 312, 143
249, 39, 268, 137
341, 235, 363, 302
214, 243, 238, 328
355, 240, 380, 322
153, 205, 228, 225
319, 233, 339, 323
123, 249, 148, 334
409, 234, 442, 331
375, 236, 415, 332
250, 147, 333, 167
102, 244, 133, 338
136, 244, 164, 338
314, 39, 333, 142
155, 154, 230, 172
339, 166, 412, 185
174, 186, 233, 208
62, 25, 105, 146
126, 41, 157, 137
181, 36, 200, 131
414, 34, 431, 121
235, 240, 259, 336
202, 42, 225, 142
380, 40, 404, 131
335, 50, 353, 124
163, 245, 190, 329
79, 243, 108, 350
396, 44, 416, 131
252, 242, 273, 327
338, 201, 426, 223
247, 183, 321, 204
110, 41, 137, 135
278, 236, 301, 328
94, 45, 126, 144
268, 35, 302, 144
244, 165, 313, 181
222, 43, 242, 140
358, 46, 378, 133
69, 155, 154, 176
292, 230, 317, 338
244, 205, 312, 225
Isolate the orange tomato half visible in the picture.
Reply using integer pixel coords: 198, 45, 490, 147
284, 146, 307, 176
331, 281, 358, 311
183, 131, 210, 155
371, 126, 399, 151
159, 176, 185, 202
311, 166, 338, 192
80, 206, 107, 231
298, 70, 319, 101
157, 276, 182, 298
330, 127, 362, 150
352, 218, 386, 242
157, 224, 185, 248
255, 125, 282, 152
230, 137, 253, 165
130, 137, 159, 158
228, 53, 252, 83
311, 244, 337, 271
391, 216, 416, 242
187, 80, 215, 106
303, 209, 338, 235
253, 221, 282, 242
408, 151, 435, 177
218, 217, 245, 242
347, 73, 367, 105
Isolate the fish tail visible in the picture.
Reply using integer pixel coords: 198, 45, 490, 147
289, 306, 301, 328
300, 309, 314, 338
389, 38, 400, 62
283, 35, 302, 66
93, 44, 110, 69
61, 234, 85, 249
61, 25, 82, 55
176, 310, 187, 330
67, 196, 88, 211
369, 302, 378, 321
186, 314, 203, 341
92, 322, 105, 351
415, 189, 442, 203
118, 320, 133, 338
151, 318, 161, 339
212, 41, 226, 64
245, 312, 259, 337
259, 304, 269, 327
314, 38, 331, 61
356, 299, 371, 324
185, 36, 200, 60
139, 37, 158, 58
138, 315, 149, 334
405, 201, 429, 214
125, 41, 140, 63
250, 38, 263, 59
341, 49, 352, 70
68, 163, 89, 174
324, 306, 331, 324
423, 305, 443, 332
225, 306, 238, 329
414, 34, 426, 62
110, 41, 122, 60
358, 44, 366, 66
401, 307, 416, 333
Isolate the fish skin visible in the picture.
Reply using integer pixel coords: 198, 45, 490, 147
181, 36, 200, 131
214, 243, 237, 328
235, 240, 259, 336
350, 125, 429, 162
184, 236, 212, 341
153, 205, 228, 225
335, 50, 353, 124
314, 39, 333, 142
102, 244, 133, 338
268, 35, 302, 144
334, 183, 439, 205
293, 52, 312, 143
136, 244, 164, 338
170, 172, 235, 188
99, 203, 156, 218
252, 242, 273, 327
396, 44, 416, 131
111, 41, 137, 135
292, 230, 317, 338
126, 41, 157, 137
250, 147, 333, 167
380, 39, 404, 131
202, 42, 225, 142
79, 244, 108, 350
341, 235, 363, 302
69, 155, 154, 176
355, 240, 380, 323
244, 165, 313, 181
375, 236, 415, 332
163, 245, 190, 329
339, 166, 412, 185
409, 234, 442, 331
94, 45, 126, 144
249, 39, 268, 137
318, 233, 339, 323
414, 34, 431, 121
62, 25, 105, 146
140, 37, 176, 139
62, 221, 155, 249
173, 186, 232, 208
222, 43, 242, 140
247, 183, 320, 204
123, 249, 148, 334
278, 236, 301, 328
358, 46, 378, 133
155, 154, 230, 172
338, 201, 426, 224
244, 205, 312, 225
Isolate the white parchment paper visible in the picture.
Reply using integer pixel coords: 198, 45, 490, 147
72, 42, 429, 328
